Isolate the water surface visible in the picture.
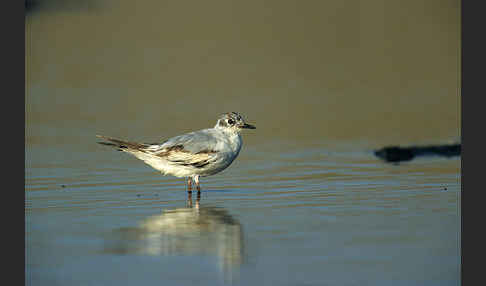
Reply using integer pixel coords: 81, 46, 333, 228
26, 142, 460, 286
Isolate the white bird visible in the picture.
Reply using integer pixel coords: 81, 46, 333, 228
97, 112, 256, 191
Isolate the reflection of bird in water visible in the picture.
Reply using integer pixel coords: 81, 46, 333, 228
186, 190, 200, 208
104, 194, 244, 281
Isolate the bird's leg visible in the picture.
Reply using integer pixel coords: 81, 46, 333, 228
187, 177, 192, 193
194, 175, 201, 192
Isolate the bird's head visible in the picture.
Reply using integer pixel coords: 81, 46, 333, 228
215, 112, 256, 133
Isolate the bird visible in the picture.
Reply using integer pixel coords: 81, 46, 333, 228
96, 112, 256, 192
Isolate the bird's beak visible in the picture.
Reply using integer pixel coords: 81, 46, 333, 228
241, 123, 256, 129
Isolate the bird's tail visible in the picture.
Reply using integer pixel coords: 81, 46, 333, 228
96, 135, 149, 151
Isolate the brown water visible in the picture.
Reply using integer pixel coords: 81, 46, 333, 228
26, 1, 461, 285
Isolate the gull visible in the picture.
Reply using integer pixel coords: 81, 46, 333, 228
97, 112, 255, 191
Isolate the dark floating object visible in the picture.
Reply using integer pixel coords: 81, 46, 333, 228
374, 144, 461, 163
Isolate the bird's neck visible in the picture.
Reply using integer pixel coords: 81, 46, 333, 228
213, 125, 242, 152
225, 131, 242, 154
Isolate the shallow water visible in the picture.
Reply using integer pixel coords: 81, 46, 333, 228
26, 141, 460, 286
26, 1, 460, 285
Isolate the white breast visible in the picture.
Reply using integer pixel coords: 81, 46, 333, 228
202, 132, 242, 176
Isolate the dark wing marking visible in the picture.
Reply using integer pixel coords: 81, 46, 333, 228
149, 143, 218, 169
96, 135, 149, 151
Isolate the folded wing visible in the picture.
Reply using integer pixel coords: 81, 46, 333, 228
144, 130, 220, 168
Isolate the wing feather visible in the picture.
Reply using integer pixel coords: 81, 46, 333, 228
143, 129, 221, 168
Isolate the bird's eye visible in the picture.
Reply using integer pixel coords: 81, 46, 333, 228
228, 119, 234, 125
